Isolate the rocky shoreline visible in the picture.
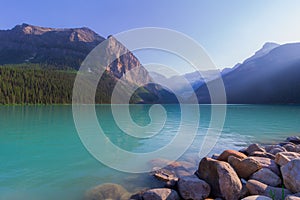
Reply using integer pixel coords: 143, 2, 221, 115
85, 136, 300, 200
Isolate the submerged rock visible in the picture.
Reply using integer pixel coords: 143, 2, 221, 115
197, 157, 242, 200
85, 183, 131, 200
178, 175, 210, 200
228, 156, 261, 179
142, 188, 180, 200
281, 158, 300, 193
250, 168, 281, 187
246, 179, 292, 200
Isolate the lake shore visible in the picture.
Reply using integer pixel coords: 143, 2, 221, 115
85, 136, 300, 200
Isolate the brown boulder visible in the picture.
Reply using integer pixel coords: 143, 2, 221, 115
242, 195, 272, 200
246, 144, 266, 155
197, 157, 242, 200
249, 151, 275, 160
228, 156, 262, 179
275, 152, 300, 166
217, 149, 247, 161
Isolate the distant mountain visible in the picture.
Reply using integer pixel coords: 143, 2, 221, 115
150, 70, 221, 99
0, 24, 176, 104
194, 42, 300, 104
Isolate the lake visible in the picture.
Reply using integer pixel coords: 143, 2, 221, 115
1, 105, 300, 200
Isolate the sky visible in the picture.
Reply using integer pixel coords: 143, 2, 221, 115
2, 0, 300, 73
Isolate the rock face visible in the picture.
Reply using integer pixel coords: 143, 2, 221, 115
142, 188, 180, 200
269, 146, 286, 155
275, 152, 300, 166
197, 157, 242, 200
281, 158, 300, 193
246, 179, 292, 200
0, 23, 105, 68
241, 195, 272, 200
228, 156, 262, 179
85, 183, 131, 200
217, 149, 247, 161
250, 157, 280, 175
178, 175, 210, 200
250, 168, 281, 187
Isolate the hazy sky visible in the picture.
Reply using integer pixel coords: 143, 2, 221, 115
2, 0, 300, 73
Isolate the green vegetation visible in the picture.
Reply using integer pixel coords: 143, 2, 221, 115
0, 64, 154, 104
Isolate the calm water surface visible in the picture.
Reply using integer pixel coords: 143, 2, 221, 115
1, 105, 300, 199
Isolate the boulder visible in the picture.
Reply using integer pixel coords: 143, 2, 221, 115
250, 168, 281, 187
275, 152, 300, 166
286, 136, 300, 145
228, 156, 261, 179
283, 143, 296, 151
265, 145, 282, 153
142, 188, 180, 200
250, 157, 280, 176
246, 144, 266, 155
85, 183, 131, 200
246, 179, 292, 200
269, 146, 286, 155
178, 175, 210, 200
285, 195, 300, 200
242, 195, 272, 200
249, 151, 275, 160
217, 150, 247, 161
281, 158, 300, 193
285, 193, 300, 200
197, 157, 242, 200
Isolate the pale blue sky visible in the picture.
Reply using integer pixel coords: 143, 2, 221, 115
2, 0, 300, 72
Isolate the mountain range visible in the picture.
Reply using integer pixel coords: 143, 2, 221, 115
194, 42, 300, 104
0, 23, 300, 104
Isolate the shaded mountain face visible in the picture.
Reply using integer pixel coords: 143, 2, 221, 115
195, 42, 300, 104
0, 24, 177, 104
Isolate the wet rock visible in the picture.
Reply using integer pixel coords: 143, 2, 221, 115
242, 195, 272, 200
228, 156, 261, 179
281, 158, 300, 193
197, 157, 242, 200
246, 144, 266, 155
249, 151, 275, 160
211, 154, 220, 160
142, 188, 180, 200
269, 146, 286, 155
275, 152, 300, 166
85, 183, 131, 200
250, 168, 281, 187
217, 149, 247, 161
178, 175, 210, 200
286, 136, 300, 145
283, 143, 300, 153
152, 168, 178, 182
250, 156, 280, 176
246, 179, 292, 200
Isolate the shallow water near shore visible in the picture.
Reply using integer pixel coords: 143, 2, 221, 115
1, 105, 300, 200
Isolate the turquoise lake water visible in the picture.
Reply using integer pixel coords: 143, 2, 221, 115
1, 105, 300, 200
